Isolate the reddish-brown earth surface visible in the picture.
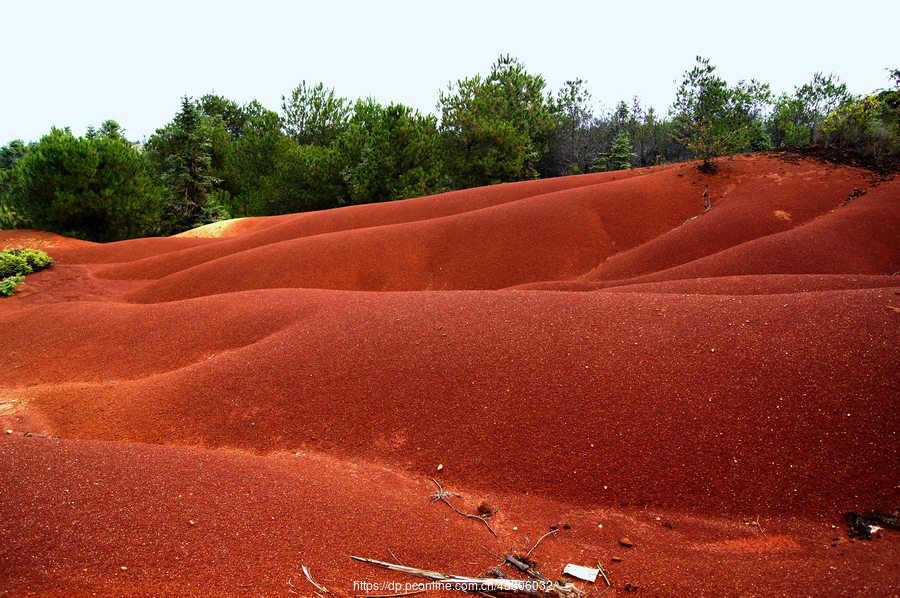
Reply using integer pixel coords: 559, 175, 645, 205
2, 151, 899, 597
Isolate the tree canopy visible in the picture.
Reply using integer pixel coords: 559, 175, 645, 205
2, 128, 165, 242
2, 56, 897, 243
671, 56, 771, 171
438, 55, 555, 188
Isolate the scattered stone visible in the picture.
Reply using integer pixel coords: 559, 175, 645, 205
611, 556, 623, 562
619, 537, 633, 547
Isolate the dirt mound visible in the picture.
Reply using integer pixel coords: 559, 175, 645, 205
1, 151, 898, 597
0, 229, 95, 250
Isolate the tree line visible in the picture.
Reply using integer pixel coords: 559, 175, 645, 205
1, 56, 898, 243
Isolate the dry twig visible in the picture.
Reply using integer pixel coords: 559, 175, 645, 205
481, 545, 504, 562
303, 565, 333, 595
524, 530, 558, 558
755, 515, 768, 539
595, 563, 611, 597
431, 479, 498, 537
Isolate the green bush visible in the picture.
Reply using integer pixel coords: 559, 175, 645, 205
817, 70, 900, 161
0, 248, 53, 278
818, 95, 896, 160
0, 274, 24, 297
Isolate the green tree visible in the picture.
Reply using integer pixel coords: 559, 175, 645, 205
0, 139, 29, 229
769, 72, 851, 146
255, 139, 343, 215
85, 119, 127, 141
818, 70, 899, 160
1, 128, 165, 242
196, 93, 246, 207
224, 101, 290, 216
540, 78, 601, 176
200, 94, 248, 139
146, 97, 225, 232
881, 68, 900, 155
333, 100, 443, 204
281, 81, 351, 146
0, 140, 27, 171
632, 102, 679, 166
438, 55, 555, 188
671, 56, 770, 171
592, 131, 634, 172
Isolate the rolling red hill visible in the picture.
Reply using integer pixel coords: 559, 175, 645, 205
2, 151, 899, 597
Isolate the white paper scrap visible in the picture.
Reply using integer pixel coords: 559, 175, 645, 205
563, 564, 599, 583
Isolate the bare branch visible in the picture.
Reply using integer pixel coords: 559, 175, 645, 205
431, 479, 498, 537
524, 530, 558, 559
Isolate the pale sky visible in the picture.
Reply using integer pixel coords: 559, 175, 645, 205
3, 0, 896, 144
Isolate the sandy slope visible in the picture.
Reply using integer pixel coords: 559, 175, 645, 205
1, 151, 899, 597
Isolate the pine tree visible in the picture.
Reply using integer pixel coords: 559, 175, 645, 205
146, 97, 224, 232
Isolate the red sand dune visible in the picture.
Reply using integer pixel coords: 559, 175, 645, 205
2, 151, 899, 597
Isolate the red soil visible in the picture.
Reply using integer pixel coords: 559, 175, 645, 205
2, 152, 899, 597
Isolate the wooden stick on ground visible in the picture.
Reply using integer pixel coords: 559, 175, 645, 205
595, 563, 610, 597
350, 556, 582, 598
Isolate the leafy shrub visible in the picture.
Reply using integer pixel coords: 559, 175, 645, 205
0, 248, 53, 278
0, 274, 24, 297
817, 95, 896, 160
817, 70, 900, 161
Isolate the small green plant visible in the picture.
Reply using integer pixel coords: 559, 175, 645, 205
0, 274, 24, 297
0, 248, 53, 278
0, 248, 52, 297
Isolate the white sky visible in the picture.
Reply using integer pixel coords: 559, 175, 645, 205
3, 0, 897, 144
